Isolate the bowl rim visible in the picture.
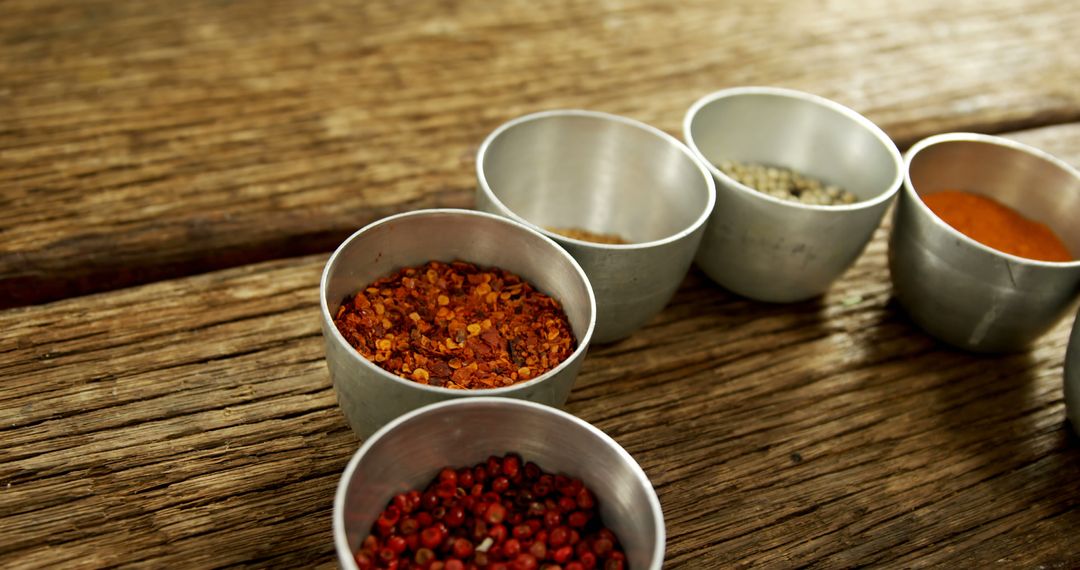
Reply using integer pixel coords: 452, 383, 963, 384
682, 85, 904, 213
319, 208, 598, 395
903, 131, 1080, 268
476, 108, 717, 251
333, 397, 667, 570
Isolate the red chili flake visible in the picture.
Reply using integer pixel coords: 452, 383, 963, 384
353, 454, 628, 570
334, 260, 576, 389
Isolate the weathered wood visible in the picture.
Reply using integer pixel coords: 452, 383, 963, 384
3, 0, 1079, 307
3, 123, 1079, 568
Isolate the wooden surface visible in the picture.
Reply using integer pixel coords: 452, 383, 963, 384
2, 0, 1080, 568
3, 0, 1080, 307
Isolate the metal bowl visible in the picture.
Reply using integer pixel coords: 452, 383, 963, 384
889, 133, 1080, 352
476, 109, 716, 344
333, 397, 665, 569
1066, 308, 1080, 436
319, 209, 596, 438
683, 86, 903, 302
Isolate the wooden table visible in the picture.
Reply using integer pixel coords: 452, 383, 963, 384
3, 0, 1079, 567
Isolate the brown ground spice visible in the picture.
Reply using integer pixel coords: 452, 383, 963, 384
547, 226, 629, 245
334, 260, 576, 389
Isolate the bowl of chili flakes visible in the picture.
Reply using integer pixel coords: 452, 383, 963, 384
320, 208, 596, 438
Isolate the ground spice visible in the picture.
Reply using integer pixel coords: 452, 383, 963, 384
921, 190, 1073, 262
355, 454, 628, 570
718, 160, 857, 205
547, 227, 628, 245
334, 260, 576, 389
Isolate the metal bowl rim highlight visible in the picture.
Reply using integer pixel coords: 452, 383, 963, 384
476, 108, 717, 251
319, 208, 598, 396
332, 396, 667, 570
903, 131, 1080, 268
683, 85, 904, 213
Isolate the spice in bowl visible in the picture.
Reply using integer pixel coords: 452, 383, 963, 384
718, 160, 858, 206
354, 453, 628, 570
546, 227, 629, 245
921, 190, 1072, 262
334, 260, 576, 389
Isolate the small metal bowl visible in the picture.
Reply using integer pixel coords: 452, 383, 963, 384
683, 86, 904, 302
319, 209, 596, 438
889, 133, 1080, 352
333, 398, 665, 569
1066, 308, 1080, 436
476, 109, 716, 344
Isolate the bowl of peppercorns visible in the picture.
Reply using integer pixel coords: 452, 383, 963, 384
683, 86, 904, 302
320, 208, 596, 438
334, 397, 665, 570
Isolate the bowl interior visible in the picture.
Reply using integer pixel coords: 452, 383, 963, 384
323, 210, 594, 351
336, 399, 664, 569
687, 90, 900, 202
480, 112, 712, 244
907, 138, 1080, 257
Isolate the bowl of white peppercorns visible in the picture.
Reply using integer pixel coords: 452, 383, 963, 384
683, 86, 903, 302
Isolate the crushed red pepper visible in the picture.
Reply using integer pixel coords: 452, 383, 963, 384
334, 260, 577, 389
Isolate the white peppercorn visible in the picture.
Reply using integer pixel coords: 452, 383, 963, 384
718, 160, 858, 206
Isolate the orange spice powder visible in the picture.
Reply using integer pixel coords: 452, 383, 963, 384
921, 190, 1072, 262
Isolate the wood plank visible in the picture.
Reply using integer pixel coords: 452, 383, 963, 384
3, 0, 1079, 307
3, 122, 1079, 568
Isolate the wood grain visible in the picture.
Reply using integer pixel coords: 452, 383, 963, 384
3, 122, 1079, 568
3, 0, 1079, 307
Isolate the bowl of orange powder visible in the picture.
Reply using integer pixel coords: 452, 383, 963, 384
320, 209, 596, 437
889, 132, 1080, 352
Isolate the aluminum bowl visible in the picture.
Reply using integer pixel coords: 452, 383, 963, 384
889, 133, 1080, 352
683, 86, 903, 302
1066, 308, 1080, 436
476, 109, 716, 344
319, 209, 596, 438
333, 398, 665, 569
